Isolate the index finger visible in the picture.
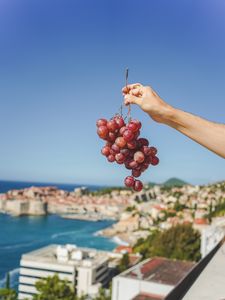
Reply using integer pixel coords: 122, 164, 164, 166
122, 83, 142, 94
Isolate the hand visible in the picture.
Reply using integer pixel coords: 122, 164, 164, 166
122, 83, 173, 124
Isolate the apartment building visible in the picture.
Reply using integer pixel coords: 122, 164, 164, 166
18, 244, 113, 299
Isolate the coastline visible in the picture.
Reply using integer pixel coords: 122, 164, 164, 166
111, 235, 130, 246
0, 214, 116, 289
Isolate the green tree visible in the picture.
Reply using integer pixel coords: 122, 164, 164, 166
93, 287, 111, 300
134, 224, 201, 262
0, 288, 17, 300
133, 230, 159, 258
0, 273, 17, 300
173, 200, 186, 212
33, 274, 78, 300
118, 253, 130, 272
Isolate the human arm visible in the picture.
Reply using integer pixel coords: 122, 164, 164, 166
123, 83, 225, 158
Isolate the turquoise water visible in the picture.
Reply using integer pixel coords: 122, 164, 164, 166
0, 214, 115, 289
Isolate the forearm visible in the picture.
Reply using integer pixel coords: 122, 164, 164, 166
159, 107, 225, 158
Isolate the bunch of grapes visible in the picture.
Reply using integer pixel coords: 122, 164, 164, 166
96, 115, 159, 192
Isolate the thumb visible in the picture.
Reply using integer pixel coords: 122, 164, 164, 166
124, 94, 142, 106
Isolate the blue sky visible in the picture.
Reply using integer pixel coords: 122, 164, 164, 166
0, 0, 224, 185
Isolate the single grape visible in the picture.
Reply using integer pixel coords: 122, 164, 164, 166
111, 144, 120, 153
114, 116, 125, 128
127, 140, 138, 150
133, 180, 143, 192
132, 169, 141, 178
149, 146, 158, 156
124, 176, 135, 187
134, 151, 145, 163
101, 146, 110, 156
97, 126, 108, 139
107, 120, 118, 132
129, 160, 139, 169
142, 146, 151, 156
115, 137, 127, 148
127, 122, 139, 133
107, 155, 115, 162
119, 126, 127, 136
123, 129, 135, 142
96, 119, 107, 127
137, 138, 149, 147
151, 156, 159, 166
125, 163, 132, 170
130, 119, 142, 130
134, 164, 142, 171
108, 132, 117, 142
115, 153, 125, 164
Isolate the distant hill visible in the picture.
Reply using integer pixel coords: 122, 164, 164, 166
163, 178, 188, 187
147, 182, 157, 187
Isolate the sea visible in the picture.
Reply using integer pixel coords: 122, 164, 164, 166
0, 180, 116, 290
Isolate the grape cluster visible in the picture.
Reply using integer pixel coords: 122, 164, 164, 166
96, 115, 159, 192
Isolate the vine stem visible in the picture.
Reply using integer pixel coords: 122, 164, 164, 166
125, 68, 131, 121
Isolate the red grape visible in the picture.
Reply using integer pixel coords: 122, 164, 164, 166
111, 144, 120, 153
107, 120, 118, 132
123, 129, 134, 142
151, 156, 159, 166
132, 169, 141, 178
115, 153, 125, 164
149, 146, 157, 156
107, 155, 115, 162
125, 163, 132, 170
134, 151, 145, 163
124, 176, 135, 187
96, 119, 107, 127
119, 126, 127, 136
129, 160, 139, 169
142, 146, 151, 156
130, 119, 142, 130
127, 140, 138, 150
101, 146, 110, 156
97, 126, 108, 139
114, 116, 125, 128
138, 138, 149, 147
115, 137, 127, 148
133, 180, 143, 192
108, 132, 117, 142
127, 122, 139, 133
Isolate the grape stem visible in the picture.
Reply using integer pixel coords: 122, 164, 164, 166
125, 68, 131, 121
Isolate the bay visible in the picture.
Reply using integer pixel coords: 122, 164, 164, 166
0, 214, 116, 289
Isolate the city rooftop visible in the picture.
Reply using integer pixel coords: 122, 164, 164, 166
123, 257, 195, 286
21, 244, 110, 268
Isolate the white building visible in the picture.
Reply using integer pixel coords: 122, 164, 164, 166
18, 244, 115, 299
112, 257, 195, 300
